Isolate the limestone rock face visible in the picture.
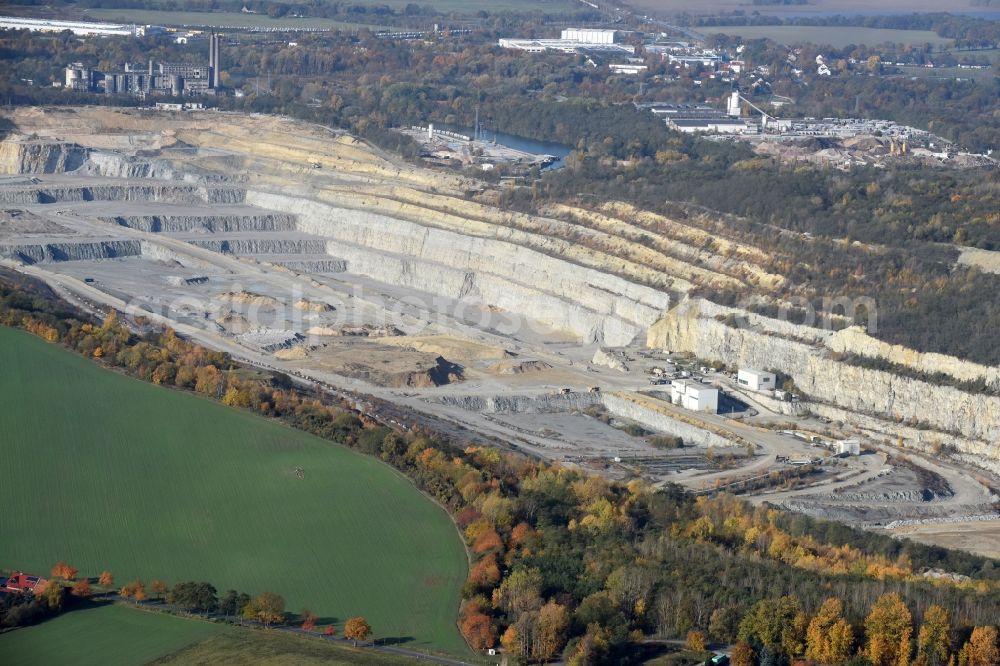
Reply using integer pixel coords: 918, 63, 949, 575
0, 240, 142, 263
828, 326, 1000, 387
0, 140, 88, 175
82, 151, 177, 180
0, 184, 244, 206
189, 238, 328, 255
105, 214, 297, 234
648, 298, 1000, 463
248, 191, 673, 346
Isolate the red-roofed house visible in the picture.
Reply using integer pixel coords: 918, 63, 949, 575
2, 571, 49, 595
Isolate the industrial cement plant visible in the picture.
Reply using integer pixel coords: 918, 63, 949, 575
64, 32, 224, 97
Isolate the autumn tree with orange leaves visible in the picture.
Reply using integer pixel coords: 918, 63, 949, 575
459, 600, 497, 650
535, 600, 570, 662
472, 527, 504, 554
253, 592, 285, 627
151, 579, 168, 601
466, 554, 501, 592
731, 641, 756, 666
957, 626, 999, 666
916, 605, 951, 666
806, 597, 854, 665
71, 579, 92, 597
509, 522, 537, 550
344, 617, 372, 646
119, 579, 145, 604
50, 562, 78, 581
865, 592, 913, 666
687, 629, 707, 652
98, 571, 114, 588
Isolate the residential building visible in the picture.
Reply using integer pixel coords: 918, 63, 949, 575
1, 572, 49, 595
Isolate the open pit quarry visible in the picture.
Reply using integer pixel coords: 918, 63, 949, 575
1, 106, 997, 557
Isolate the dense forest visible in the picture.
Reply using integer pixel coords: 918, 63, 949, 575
2, 271, 1000, 664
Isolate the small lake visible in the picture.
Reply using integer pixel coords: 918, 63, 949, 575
437, 124, 572, 170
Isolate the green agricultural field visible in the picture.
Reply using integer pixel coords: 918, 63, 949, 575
0, 327, 469, 657
703, 25, 953, 49
83, 9, 387, 31
82, 0, 580, 28
0, 602, 424, 665
0, 604, 223, 666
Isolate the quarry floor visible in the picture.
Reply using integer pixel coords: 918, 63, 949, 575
1, 107, 996, 556
881, 521, 1000, 560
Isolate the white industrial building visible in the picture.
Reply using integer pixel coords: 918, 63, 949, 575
737, 368, 776, 392
609, 63, 647, 75
561, 28, 616, 44
667, 117, 750, 134
641, 98, 751, 135
667, 52, 722, 68
671, 379, 719, 413
498, 27, 634, 55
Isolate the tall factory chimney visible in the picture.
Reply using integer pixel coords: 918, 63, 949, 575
209, 33, 221, 89
209, 32, 215, 86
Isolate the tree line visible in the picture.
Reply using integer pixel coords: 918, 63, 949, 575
2, 559, 375, 644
